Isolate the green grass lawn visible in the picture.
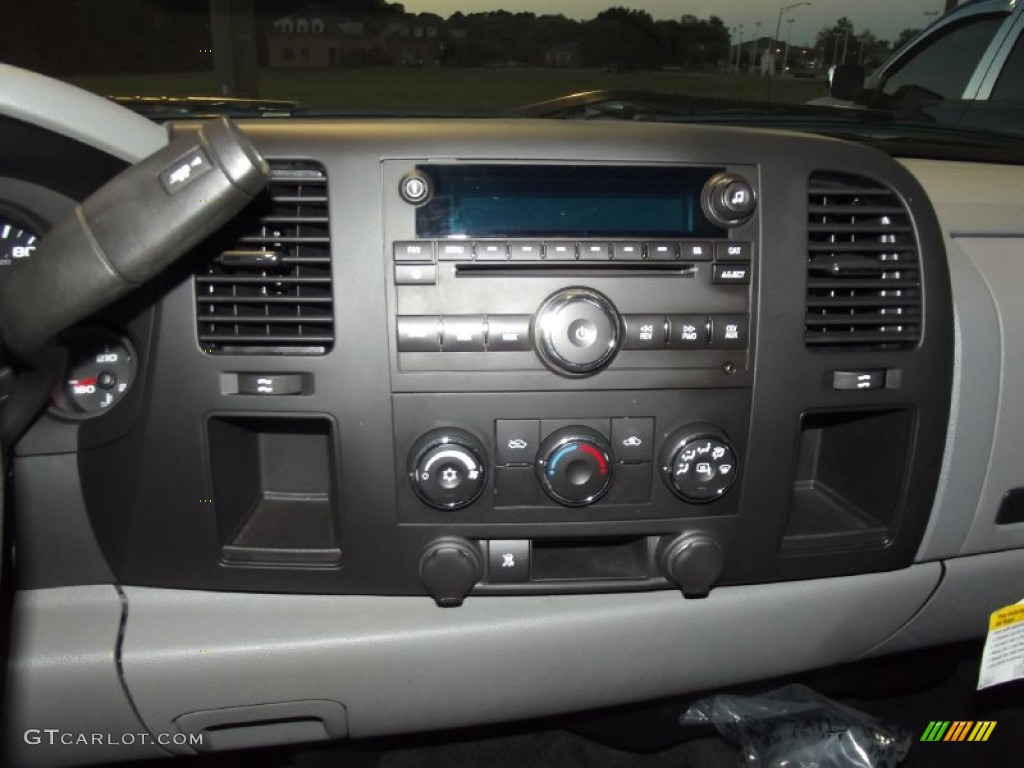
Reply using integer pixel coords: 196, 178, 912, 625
67, 66, 828, 113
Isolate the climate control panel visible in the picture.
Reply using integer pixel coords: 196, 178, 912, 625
398, 398, 747, 520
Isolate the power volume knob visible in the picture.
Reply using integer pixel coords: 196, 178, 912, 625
534, 288, 621, 377
409, 429, 487, 510
701, 173, 756, 227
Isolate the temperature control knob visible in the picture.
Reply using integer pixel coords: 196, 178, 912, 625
534, 288, 621, 377
409, 429, 487, 510
660, 425, 738, 503
536, 427, 614, 507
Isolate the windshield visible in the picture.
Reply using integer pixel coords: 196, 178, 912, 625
2, 1, 1021, 154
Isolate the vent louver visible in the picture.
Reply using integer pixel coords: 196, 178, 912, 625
805, 172, 921, 349
196, 160, 333, 355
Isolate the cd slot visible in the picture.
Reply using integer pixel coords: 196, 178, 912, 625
455, 262, 697, 278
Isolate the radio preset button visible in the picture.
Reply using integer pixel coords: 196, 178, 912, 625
713, 263, 751, 284
486, 315, 531, 351
715, 241, 751, 261
473, 241, 508, 261
647, 242, 679, 261
710, 314, 749, 348
509, 241, 543, 261
442, 316, 486, 352
612, 242, 644, 261
579, 242, 611, 261
438, 241, 473, 261
397, 316, 441, 352
681, 241, 713, 261
393, 241, 435, 262
668, 315, 709, 349
623, 315, 667, 349
546, 241, 577, 260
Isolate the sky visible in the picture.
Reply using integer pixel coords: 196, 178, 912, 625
398, 0, 951, 46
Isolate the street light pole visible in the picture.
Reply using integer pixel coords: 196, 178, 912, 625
783, 18, 795, 75
750, 21, 762, 74
773, 3, 810, 77
734, 24, 744, 72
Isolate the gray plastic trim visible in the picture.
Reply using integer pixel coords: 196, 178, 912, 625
0, 63, 167, 163
902, 158, 1024, 560
2, 587, 168, 767
957, 236, 1024, 553
913, 237, 1000, 560
120, 566, 940, 741
863, 548, 1024, 658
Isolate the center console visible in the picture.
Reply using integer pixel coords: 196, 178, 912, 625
20, 120, 954, 607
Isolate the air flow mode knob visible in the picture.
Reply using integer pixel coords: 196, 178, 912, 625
660, 425, 738, 503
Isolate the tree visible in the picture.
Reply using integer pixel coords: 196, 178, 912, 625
892, 28, 921, 52
815, 17, 856, 68
580, 7, 661, 70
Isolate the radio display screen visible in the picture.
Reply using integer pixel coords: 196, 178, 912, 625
415, 165, 727, 239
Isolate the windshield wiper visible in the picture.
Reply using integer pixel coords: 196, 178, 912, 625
110, 95, 304, 119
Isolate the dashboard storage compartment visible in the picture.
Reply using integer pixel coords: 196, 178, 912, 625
784, 409, 913, 552
530, 537, 650, 581
207, 415, 341, 566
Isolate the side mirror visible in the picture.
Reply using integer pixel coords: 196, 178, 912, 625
830, 63, 866, 101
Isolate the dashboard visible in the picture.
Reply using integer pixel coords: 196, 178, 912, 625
2, 70, 1024, 766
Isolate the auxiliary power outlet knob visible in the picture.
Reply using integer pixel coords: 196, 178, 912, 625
657, 532, 725, 598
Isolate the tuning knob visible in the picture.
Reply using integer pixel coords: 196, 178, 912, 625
536, 426, 614, 507
409, 429, 487, 510
701, 173, 756, 227
534, 288, 621, 377
420, 537, 483, 607
657, 532, 724, 598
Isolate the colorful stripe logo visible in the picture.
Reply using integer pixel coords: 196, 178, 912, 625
920, 721, 997, 742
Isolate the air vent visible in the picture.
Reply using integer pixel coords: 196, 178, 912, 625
805, 172, 921, 349
196, 160, 333, 354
